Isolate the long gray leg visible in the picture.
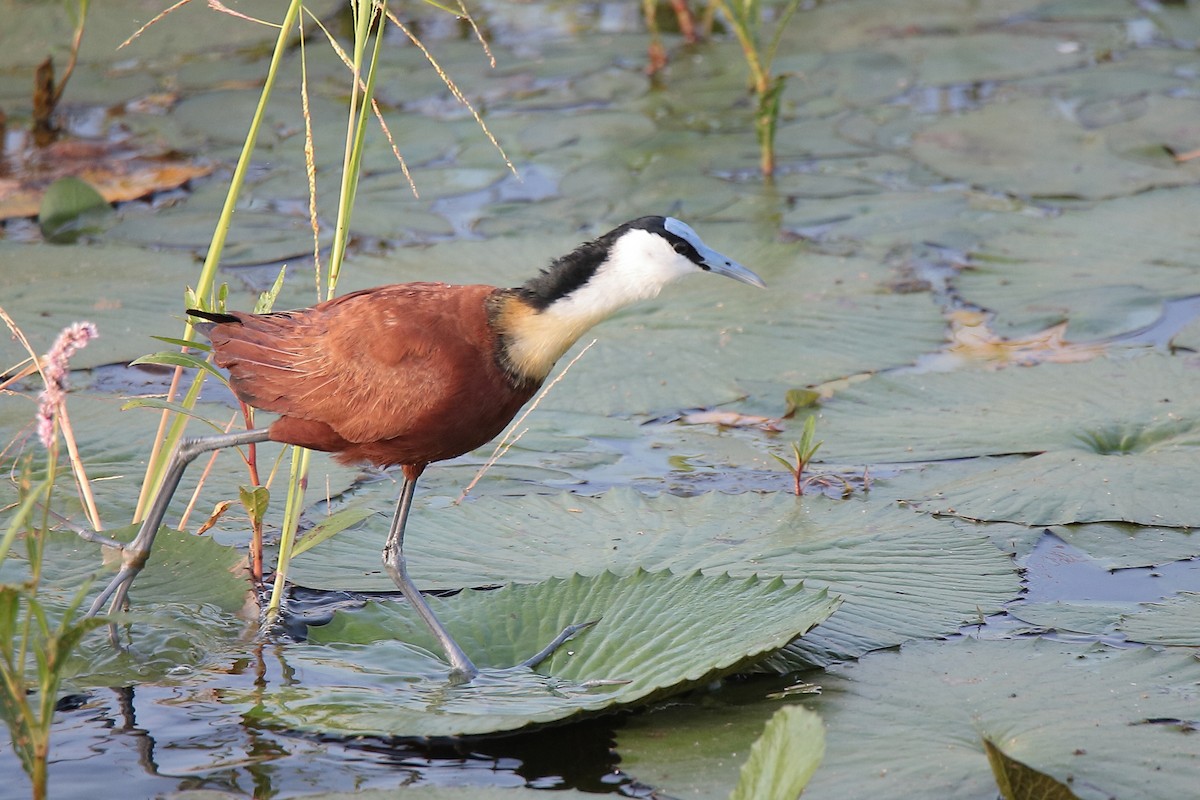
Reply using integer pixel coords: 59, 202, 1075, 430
85, 428, 272, 625
381, 478, 597, 681
382, 477, 480, 681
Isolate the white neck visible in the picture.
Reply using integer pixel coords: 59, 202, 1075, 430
501, 229, 697, 381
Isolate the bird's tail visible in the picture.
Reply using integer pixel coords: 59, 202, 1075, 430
187, 308, 239, 331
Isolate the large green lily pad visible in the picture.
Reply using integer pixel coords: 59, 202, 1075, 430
288, 489, 1019, 669
961, 187, 1200, 338
620, 639, 1200, 800
815, 355, 1200, 526
804, 639, 1200, 800
911, 95, 1200, 199
0, 526, 253, 686
1119, 592, 1200, 647
236, 570, 839, 737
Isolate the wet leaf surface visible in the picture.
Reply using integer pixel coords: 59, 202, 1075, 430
288, 490, 1019, 669
620, 640, 1200, 800
237, 570, 840, 737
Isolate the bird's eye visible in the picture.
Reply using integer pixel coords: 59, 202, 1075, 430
672, 242, 689, 255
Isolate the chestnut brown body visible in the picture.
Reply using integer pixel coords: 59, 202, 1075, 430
198, 283, 541, 475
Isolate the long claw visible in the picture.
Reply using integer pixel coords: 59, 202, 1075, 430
519, 618, 599, 670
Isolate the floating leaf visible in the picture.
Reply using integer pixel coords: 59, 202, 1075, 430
0, 242, 269, 369
289, 490, 1018, 669
984, 738, 1083, 800
240, 570, 840, 737
37, 176, 110, 240
730, 706, 825, 800
0, 526, 251, 687
815, 355, 1200, 527
961, 187, 1200, 339
803, 639, 1200, 800
1118, 592, 1200, 647
911, 96, 1200, 199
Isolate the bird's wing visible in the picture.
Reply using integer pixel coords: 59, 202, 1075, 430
204, 283, 500, 444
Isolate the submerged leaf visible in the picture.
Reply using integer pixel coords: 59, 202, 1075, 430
730, 706, 825, 800
984, 738, 1082, 800
37, 176, 110, 239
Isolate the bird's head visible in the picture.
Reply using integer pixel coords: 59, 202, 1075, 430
500, 217, 764, 383
520, 215, 764, 316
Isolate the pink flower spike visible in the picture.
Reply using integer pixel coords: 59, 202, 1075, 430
37, 321, 99, 449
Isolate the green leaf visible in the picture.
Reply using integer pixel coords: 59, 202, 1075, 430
253, 265, 288, 314
151, 335, 211, 352
37, 176, 111, 241
238, 485, 270, 524
289, 490, 1018, 670
241, 570, 841, 737
118, 398, 230, 432
130, 350, 226, 381
784, 388, 820, 416
816, 355, 1200, 527
984, 737, 1082, 800
1118, 592, 1200, 647
730, 706, 825, 800
291, 505, 375, 557
804, 639, 1200, 800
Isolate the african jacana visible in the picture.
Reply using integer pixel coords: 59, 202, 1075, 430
87, 216, 764, 680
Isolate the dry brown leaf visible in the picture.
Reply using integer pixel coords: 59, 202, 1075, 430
0, 130, 213, 220
679, 410, 784, 432
946, 310, 1107, 366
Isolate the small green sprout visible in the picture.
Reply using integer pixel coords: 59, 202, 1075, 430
771, 415, 823, 496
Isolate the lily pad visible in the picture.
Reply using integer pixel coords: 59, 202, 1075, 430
1005, 600, 1128, 637
618, 682, 803, 800
962, 187, 1200, 338
803, 639, 1200, 800
730, 706, 825, 800
984, 738, 1084, 800
879, 32, 1090, 86
911, 95, 1200, 199
288, 489, 1019, 669
0, 526, 252, 686
0, 242, 202, 370
815, 355, 1200, 526
239, 570, 840, 737
1044, 522, 1200, 570
918, 448, 1200, 527
1118, 592, 1200, 647
623, 639, 1200, 800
